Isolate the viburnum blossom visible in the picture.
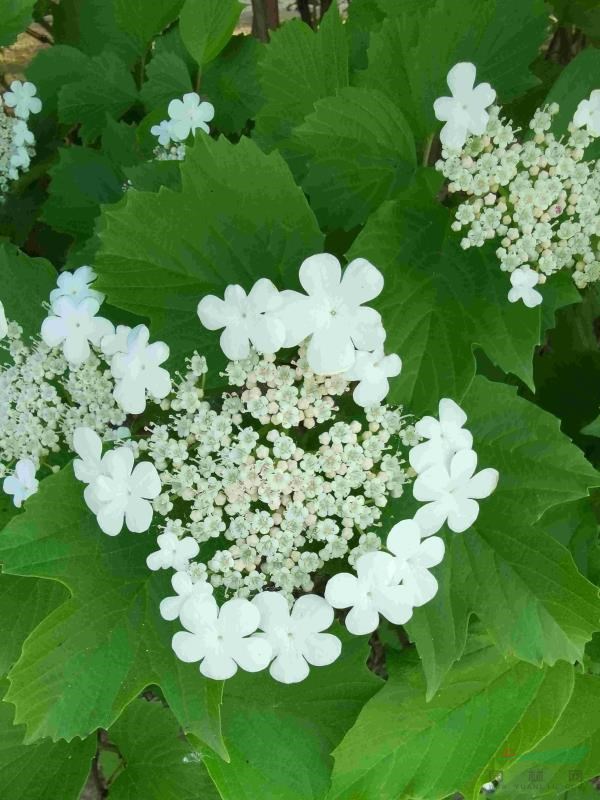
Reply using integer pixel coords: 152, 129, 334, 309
344, 347, 402, 407
386, 519, 445, 606
167, 92, 214, 140
150, 119, 172, 147
573, 90, 600, 136
409, 398, 473, 473
433, 62, 496, 150
50, 265, 104, 307
159, 571, 214, 621
507, 267, 543, 308
3, 80, 42, 120
0, 83, 41, 194
3, 458, 38, 507
146, 532, 200, 571
110, 325, 171, 414
41, 297, 113, 367
252, 592, 341, 683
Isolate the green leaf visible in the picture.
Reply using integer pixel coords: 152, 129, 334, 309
347, 193, 575, 410
58, 50, 138, 144
25, 45, 89, 118
0, 466, 226, 757
205, 632, 382, 800
358, 0, 548, 144
500, 673, 600, 798
328, 646, 574, 800
0, 0, 35, 46
293, 87, 416, 230
52, 0, 138, 64
41, 147, 123, 240
113, 0, 184, 55
0, 681, 95, 800
94, 134, 323, 374
0, 243, 56, 343
253, 8, 349, 174
140, 50, 192, 111
179, 0, 244, 66
202, 35, 265, 136
541, 498, 599, 578
107, 700, 221, 800
102, 118, 144, 171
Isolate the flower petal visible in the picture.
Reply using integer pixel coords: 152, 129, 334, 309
200, 651, 238, 680
340, 258, 384, 305
252, 591, 289, 632
345, 604, 379, 635
291, 594, 334, 634
299, 253, 342, 297
467, 467, 499, 499
172, 631, 206, 663
302, 632, 341, 667
447, 498, 480, 533
232, 636, 273, 673
414, 500, 448, 536
324, 572, 358, 609
307, 325, 355, 375
160, 595, 183, 621
220, 324, 250, 361
376, 585, 413, 625
417, 536, 445, 568
447, 62, 476, 99
124, 497, 153, 533
96, 503, 125, 536
130, 461, 161, 499
219, 597, 260, 638
386, 519, 421, 559
269, 650, 310, 684
438, 398, 467, 428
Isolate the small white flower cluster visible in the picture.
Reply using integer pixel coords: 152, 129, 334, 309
0, 81, 42, 197
434, 63, 600, 302
150, 92, 214, 161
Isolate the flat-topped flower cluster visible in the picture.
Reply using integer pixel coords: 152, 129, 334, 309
0, 81, 42, 197
434, 62, 600, 304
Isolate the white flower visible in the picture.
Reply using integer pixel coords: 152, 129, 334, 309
3, 80, 42, 120
150, 119, 172, 147
413, 449, 499, 535
386, 519, 444, 606
49, 265, 104, 308
507, 267, 543, 308
146, 532, 200, 571
278, 254, 385, 375
10, 147, 30, 171
197, 279, 285, 361
409, 398, 473, 473
101, 325, 130, 357
433, 63, 496, 150
344, 346, 401, 407
3, 458, 38, 507
72, 426, 104, 484
41, 297, 113, 367
167, 92, 215, 141
89, 448, 161, 535
325, 550, 413, 635
0, 300, 7, 339
172, 595, 272, 680
110, 325, 171, 414
159, 571, 214, 621
573, 90, 600, 136
252, 592, 341, 683
12, 120, 34, 147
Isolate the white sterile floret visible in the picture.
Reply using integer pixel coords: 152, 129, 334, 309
159, 571, 214, 621
72, 426, 104, 484
325, 550, 413, 635
2, 458, 38, 507
88, 447, 161, 535
150, 119, 172, 147
41, 297, 113, 367
50, 265, 104, 308
197, 279, 285, 361
409, 398, 473, 473
146, 532, 200, 571
433, 63, 496, 150
3, 81, 42, 120
277, 253, 385, 375
344, 346, 401, 407
0, 300, 7, 339
172, 595, 272, 680
110, 325, 171, 414
167, 92, 215, 141
413, 449, 499, 535
101, 324, 130, 357
507, 267, 543, 308
386, 519, 444, 606
252, 591, 341, 683
573, 90, 600, 136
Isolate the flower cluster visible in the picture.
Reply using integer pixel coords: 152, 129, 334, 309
434, 63, 600, 301
0, 81, 42, 197
150, 91, 215, 161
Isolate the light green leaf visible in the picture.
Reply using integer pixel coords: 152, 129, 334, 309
0, 0, 35, 47
0, 243, 56, 343
108, 700, 221, 800
140, 51, 192, 111
293, 86, 416, 230
0, 466, 226, 757
113, 0, 184, 54
25, 45, 89, 118
358, 0, 548, 144
179, 0, 244, 66
58, 50, 138, 143
205, 632, 382, 800
94, 134, 323, 373
328, 647, 574, 800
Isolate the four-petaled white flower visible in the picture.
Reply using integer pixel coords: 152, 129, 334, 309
159, 571, 214, 621
3, 458, 38, 507
197, 279, 285, 361
41, 297, 113, 367
3, 80, 42, 119
50, 265, 104, 308
88, 448, 161, 535
386, 520, 445, 606
413, 449, 499, 535
150, 119, 172, 147
252, 592, 341, 683
278, 254, 385, 375
172, 595, 272, 680
110, 325, 171, 414
167, 92, 215, 141
507, 267, 543, 308
410, 398, 473, 473
325, 550, 413, 635
344, 346, 401, 407
573, 90, 600, 136
433, 62, 496, 150
147, 532, 200, 571
0, 300, 7, 340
